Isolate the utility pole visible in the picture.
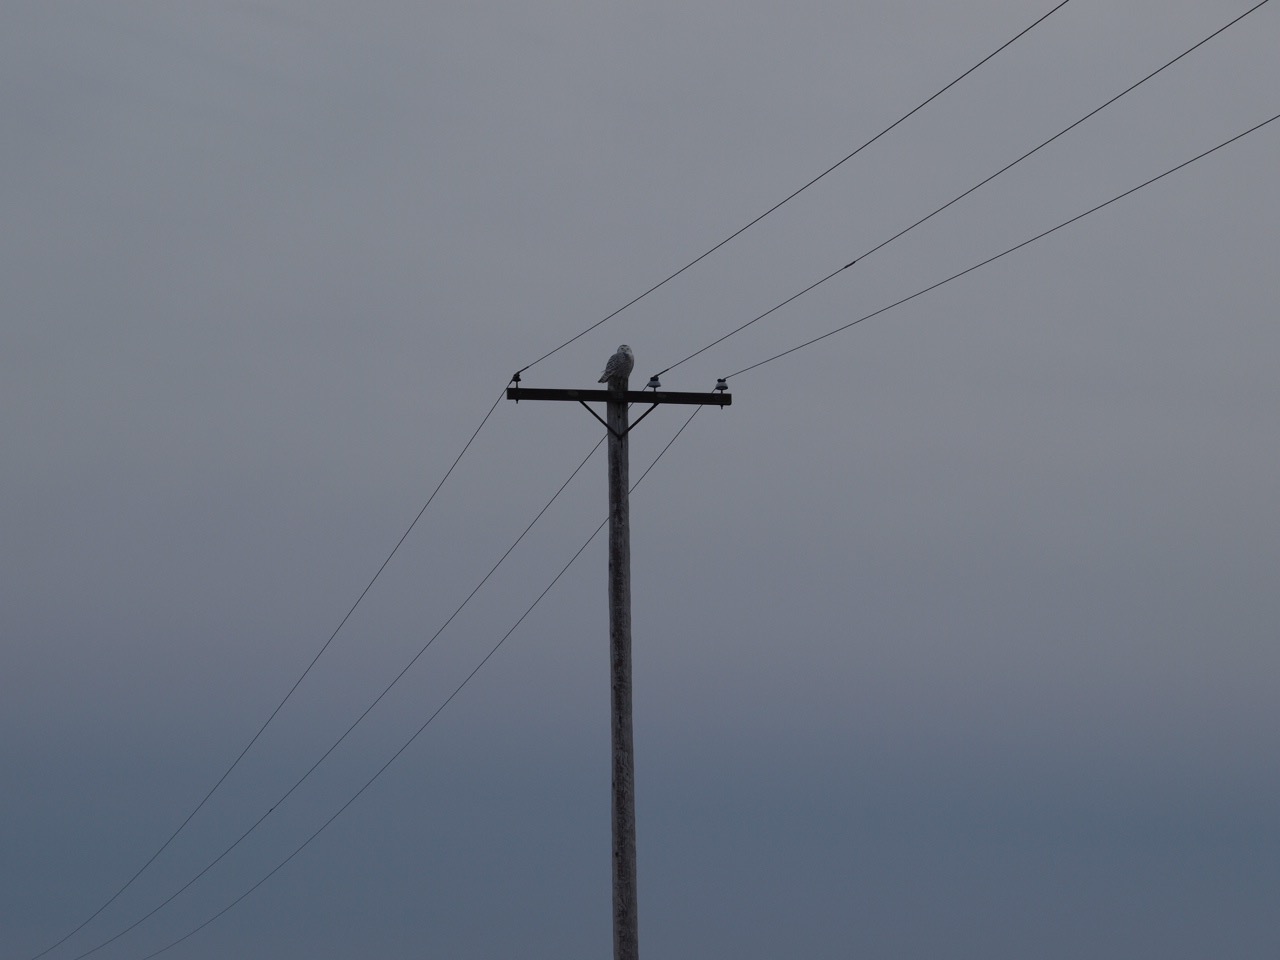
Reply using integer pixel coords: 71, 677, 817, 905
507, 363, 730, 960
605, 385, 637, 960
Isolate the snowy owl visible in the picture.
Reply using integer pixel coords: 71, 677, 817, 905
597, 345, 635, 386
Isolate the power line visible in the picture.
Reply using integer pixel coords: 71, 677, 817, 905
32, 1, 1080, 931
125, 407, 705, 960
28, 389, 506, 960
27, 2, 1255, 949
96, 101, 1276, 951
512, 0, 1075, 377
61, 428, 607, 960
75, 101, 1275, 949
652, 0, 1273, 380
722, 111, 1280, 382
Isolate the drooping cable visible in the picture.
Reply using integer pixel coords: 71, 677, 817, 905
125, 407, 705, 960
722, 112, 1280, 382
512, 0, 1075, 377
652, 0, 1273, 381
28, 389, 506, 960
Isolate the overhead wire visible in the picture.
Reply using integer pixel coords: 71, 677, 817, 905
29, 5, 1080, 935
32, 0, 1045, 915
29, 3, 1259, 954
80, 102, 1277, 950
124, 407, 707, 960
651, 0, 1273, 381
25, 387, 508, 960
722, 111, 1280, 381
512, 0, 1075, 378
59, 429, 608, 960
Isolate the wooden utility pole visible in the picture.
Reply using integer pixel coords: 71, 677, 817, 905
507, 369, 730, 960
605, 386, 637, 960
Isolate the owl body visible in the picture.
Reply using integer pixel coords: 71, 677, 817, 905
598, 345, 635, 386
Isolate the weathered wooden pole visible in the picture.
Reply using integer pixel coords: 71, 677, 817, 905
505, 363, 730, 960
605, 380, 638, 960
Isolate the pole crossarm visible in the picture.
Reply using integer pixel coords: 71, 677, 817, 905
506, 386, 731, 406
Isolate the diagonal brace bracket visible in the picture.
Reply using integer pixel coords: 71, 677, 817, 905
578, 400, 614, 435
578, 401, 659, 438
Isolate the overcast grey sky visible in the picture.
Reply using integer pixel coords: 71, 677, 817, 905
3, 2, 1277, 958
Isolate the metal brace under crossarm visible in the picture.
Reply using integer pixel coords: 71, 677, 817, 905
576, 400, 661, 438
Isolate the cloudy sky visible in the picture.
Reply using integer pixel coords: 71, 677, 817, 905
3, 1, 1277, 957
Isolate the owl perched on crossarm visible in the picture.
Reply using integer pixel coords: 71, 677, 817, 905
598, 345, 635, 386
